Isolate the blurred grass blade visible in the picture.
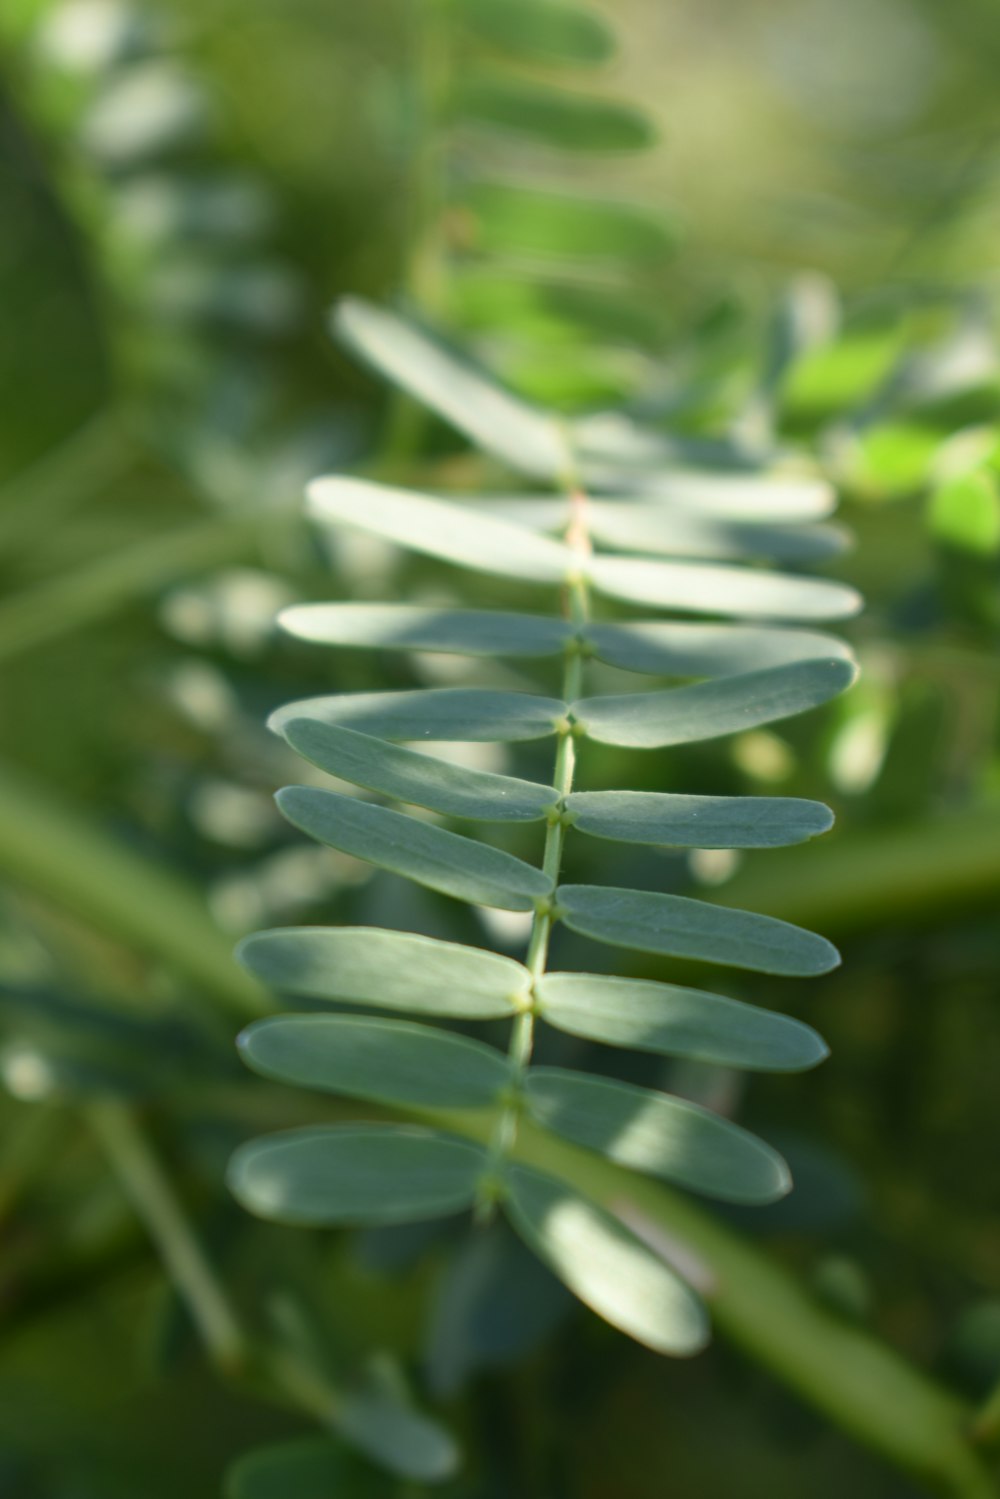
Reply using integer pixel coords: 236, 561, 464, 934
228, 1124, 488, 1225
525, 1068, 790, 1202
280, 719, 557, 822
276, 786, 553, 910
556, 885, 841, 975
572, 658, 857, 747
269, 689, 565, 743
535, 972, 828, 1070
565, 790, 834, 848
239, 1014, 511, 1111
505, 1165, 709, 1355
237, 927, 530, 1017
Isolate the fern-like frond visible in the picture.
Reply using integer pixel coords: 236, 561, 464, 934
230, 299, 860, 1360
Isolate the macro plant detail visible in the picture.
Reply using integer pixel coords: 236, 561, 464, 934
230, 295, 861, 1361
3, 1, 1000, 1496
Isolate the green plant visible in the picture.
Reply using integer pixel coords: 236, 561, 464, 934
225, 293, 866, 1467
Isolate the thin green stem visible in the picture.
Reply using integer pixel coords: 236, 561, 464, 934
86, 1097, 247, 1374
478, 495, 592, 1205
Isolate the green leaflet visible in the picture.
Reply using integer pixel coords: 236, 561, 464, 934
278, 603, 573, 658
333, 298, 567, 479
479, 497, 849, 563
457, 0, 616, 67
556, 885, 840, 975
589, 555, 862, 620
307, 477, 577, 583
460, 182, 675, 263
276, 786, 552, 911
224, 1440, 372, 1498
504, 1165, 709, 1356
572, 658, 856, 748
228, 1123, 488, 1226
535, 972, 828, 1070
336, 1385, 460, 1484
524, 1068, 790, 1203
456, 76, 655, 153
236, 927, 530, 1018
280, 719, 557, 823
564, 790, 834, 848
225, 1420, 454, 1494
276, 603, 854, 679
269, 688, 564, 743
579, 466, 838, 521
238, 1015, 511, 1112
449, 270, 666, 348
587, 620, 853, 677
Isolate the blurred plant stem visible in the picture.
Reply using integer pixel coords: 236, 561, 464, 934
710, 806, 1000, 934
87, 1096, 247, 1373
86, 1096, 370, 1435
